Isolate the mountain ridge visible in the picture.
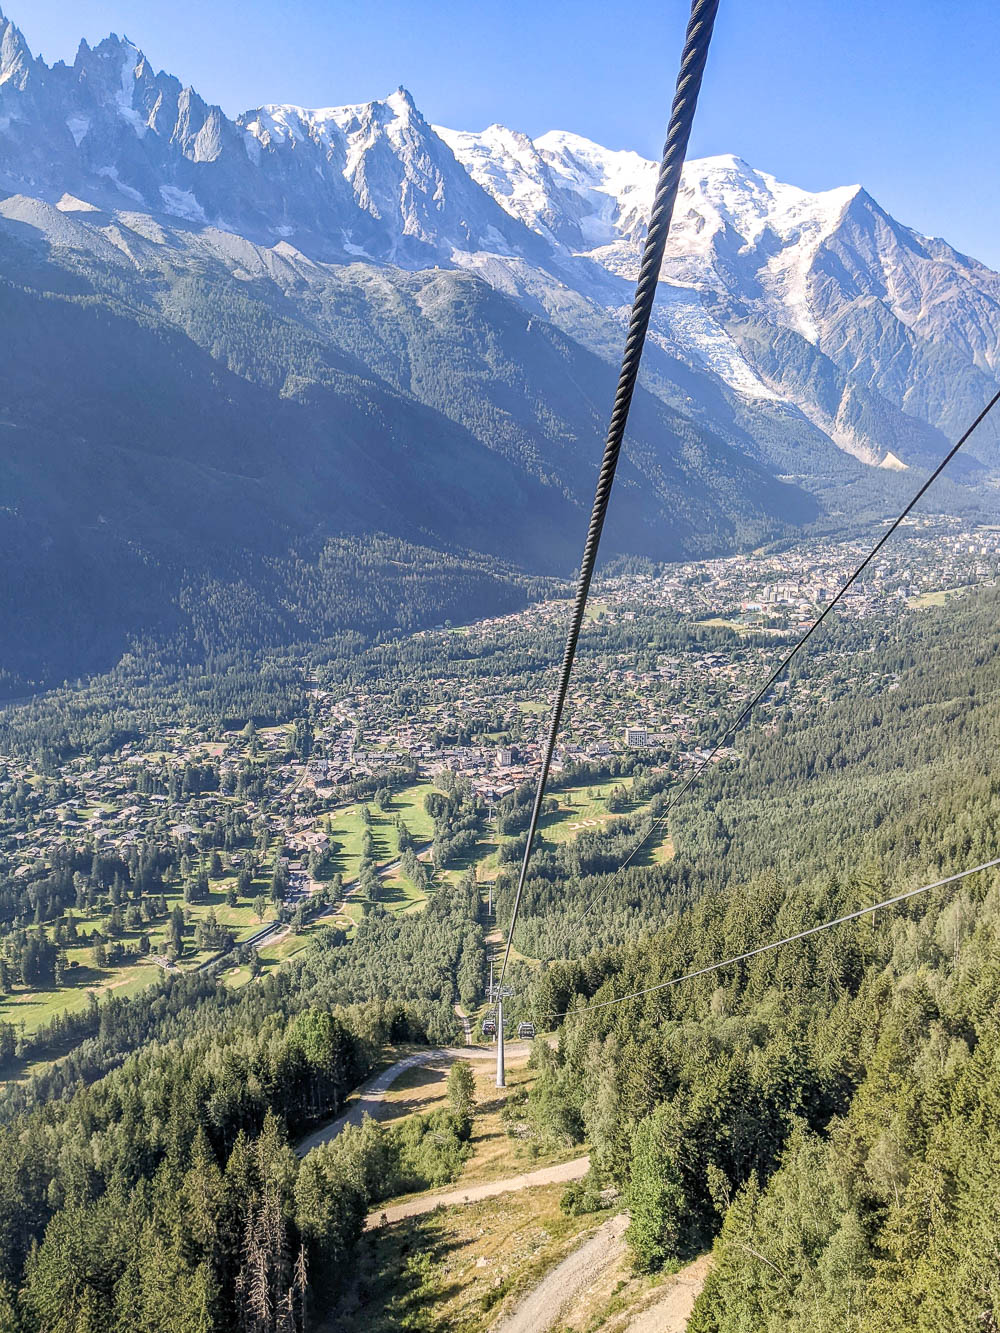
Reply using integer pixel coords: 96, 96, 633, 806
0, 5, 997, 693
3, 5, 998, 476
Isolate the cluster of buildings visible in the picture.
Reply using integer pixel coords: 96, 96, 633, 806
2, 519, 997, 897
592, 516, 1000, 630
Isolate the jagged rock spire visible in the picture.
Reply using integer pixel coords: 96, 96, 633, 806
0, 7, 35, 90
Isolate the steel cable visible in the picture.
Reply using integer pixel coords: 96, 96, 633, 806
546, 856, 1000, 1022
495, 0, 722, 994
569, 384, 1000, 934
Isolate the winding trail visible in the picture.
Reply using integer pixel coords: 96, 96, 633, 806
293, 1024, 709, 1329
296, 1043, 534, 1157
491, 1211, 628, 1333
491, 1225, 710, 1333
624, 1254, 712, 1332
304, 1042, 705, 1326
365, 1156, 590, 1229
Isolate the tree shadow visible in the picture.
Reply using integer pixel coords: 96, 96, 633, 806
341, 1220, 466, 1330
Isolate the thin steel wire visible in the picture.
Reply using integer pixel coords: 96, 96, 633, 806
572, 385, 1000, 929
547, 856, 1000, 1021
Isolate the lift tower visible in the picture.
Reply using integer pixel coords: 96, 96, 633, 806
489, 982, 514, 1087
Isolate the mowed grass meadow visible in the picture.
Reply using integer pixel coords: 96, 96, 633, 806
1, 772, 673, 1040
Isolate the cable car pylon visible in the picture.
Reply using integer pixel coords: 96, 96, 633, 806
488, 980, 514, 1086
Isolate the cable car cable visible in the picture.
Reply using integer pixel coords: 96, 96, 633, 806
496, 0, 722, 994
545, 855, 1000, 1022
570, 384, 1000, 932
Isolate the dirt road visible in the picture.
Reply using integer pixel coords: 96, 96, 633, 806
625, 1254, 712, 1332
454, 1003, 473, 1045
365, 1156, 590, 1228
490, 1224, 710, 1333
492, 1211, 629, 1333
296, 1043, 534, 1156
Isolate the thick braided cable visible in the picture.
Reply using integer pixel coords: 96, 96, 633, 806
495, 0, 721, 993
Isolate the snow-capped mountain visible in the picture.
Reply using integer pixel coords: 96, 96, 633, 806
441, 126, 1000, 469
238, 94, 551, 264
3, 4, 996, 479
3, 3, 1000, 688
0, 13, 543, 265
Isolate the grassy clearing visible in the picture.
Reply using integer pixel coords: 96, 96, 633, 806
697, 616, 784, 635
696, 615, 748, 631
459, 1058, 583, 1185
254, 918, 331, 972
388, 782, 437, 842
325, 1186, 609, 1333
369, 1053, 582, 1208
222, 963, 252, 990
650, 830, 675, 864
536, 779, 630, 846
325, 781, 438, 887
908, 586, 973, 609
380, 872, 429, 915
376, 1061, 452, 1124
255, 931, 303, 965
0, 961, 164, 1036
326, 806, 392, 883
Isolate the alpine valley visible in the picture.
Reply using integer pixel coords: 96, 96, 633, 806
6, 11, 1000, 1333
2, 7, 999, 692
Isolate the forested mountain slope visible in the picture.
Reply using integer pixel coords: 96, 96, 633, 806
0, 183, 811, 695
0, 876, 486, 1329
0, 575, 996, 1329
507, 588, 1000, 1329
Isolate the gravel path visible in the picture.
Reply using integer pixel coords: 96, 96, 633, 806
491, 1211, 629, 1333
365, 1156, 590, 1229
296, 1043, 533, 1157
625, 1254, 712, 1332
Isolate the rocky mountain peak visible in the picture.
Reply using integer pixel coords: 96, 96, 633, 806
0, 8, 34, 91
0, 4, 997, 479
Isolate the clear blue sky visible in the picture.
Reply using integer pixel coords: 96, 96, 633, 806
12, 0, 1000, 267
